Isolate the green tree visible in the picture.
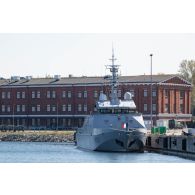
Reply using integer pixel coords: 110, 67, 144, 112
178, 60, 195, 114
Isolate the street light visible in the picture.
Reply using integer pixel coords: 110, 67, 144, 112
150, 54, 153, 129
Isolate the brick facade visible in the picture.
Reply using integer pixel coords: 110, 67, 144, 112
0, 75, 192, 129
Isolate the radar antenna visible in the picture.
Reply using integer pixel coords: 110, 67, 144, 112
105, 46, 120, 105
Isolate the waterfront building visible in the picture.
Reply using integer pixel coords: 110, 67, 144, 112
0, 74, 192, 130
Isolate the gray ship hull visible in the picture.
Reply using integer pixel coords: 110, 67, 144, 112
76, 129, 146, 152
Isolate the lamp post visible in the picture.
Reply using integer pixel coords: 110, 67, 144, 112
150, 54, 153, 129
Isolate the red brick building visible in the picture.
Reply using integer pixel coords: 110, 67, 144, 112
0, 74, 192, 130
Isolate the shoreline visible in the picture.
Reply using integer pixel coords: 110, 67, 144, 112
0, 130, 75, 143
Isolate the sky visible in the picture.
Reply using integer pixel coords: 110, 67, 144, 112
0, 33, 195, 78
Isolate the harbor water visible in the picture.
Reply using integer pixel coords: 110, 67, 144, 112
0, 142, 193, 163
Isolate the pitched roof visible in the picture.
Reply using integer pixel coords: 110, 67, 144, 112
0, 74, 191, 86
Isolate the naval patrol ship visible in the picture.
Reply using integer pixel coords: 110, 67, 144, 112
76, 50, 147, 152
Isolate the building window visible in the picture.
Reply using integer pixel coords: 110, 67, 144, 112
165, 104, 169, 113
37, 105, 41, 112
180, 91, 184, 99
2, 105, 5, 112
84, 91, 87, 98
22, 92, 25, 99
78, 92, 82, 98
2, 92, 6, 99
62, 91, 66, 98
47, 105, 51, 112
17, 92, 20, 99
68, 119, 71, 126
62, 105, 66, 112
7, 105, 11, 112
17, 105, 20, 112
7, 92, 11, 99
152, 104, 156, 112
152, 90, 156, 97
32, 106, 36, 112
32, 119, 36, 126
118, 90, 121, 98
68, 91, 71, 98
22, 119, 25, 126
47, 119, 50, 126
22, 105, 25, 112
52, 91, 56, 98
32, 91, 35, 99
165, 90, 169, 98
37, 91, 40, 98
62, 118, 66, 126
47, 91, 50, 98
17, 119, 20, 126
37, 118, 40, 126
78, 104, 82, 112
144, 104, 147, 112
8, 119, 11, 125
144, 89, 147, 97
52, 118, 56, 125
68, 104, 71, 112
94, 91, 98, 98
52, 105, 56, 112
84, 104, 87, 112
180, 104, 184, 113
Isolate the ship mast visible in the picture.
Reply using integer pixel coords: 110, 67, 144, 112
106, 47, 120, 105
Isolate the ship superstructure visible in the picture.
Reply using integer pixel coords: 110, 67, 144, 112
76, 49, 147, 152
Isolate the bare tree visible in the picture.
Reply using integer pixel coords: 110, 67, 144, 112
178, 60, 195, 114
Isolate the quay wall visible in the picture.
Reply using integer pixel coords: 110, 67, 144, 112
0, 131, 74, 142
145, 135, 195, 160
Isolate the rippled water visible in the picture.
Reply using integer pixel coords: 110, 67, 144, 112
0, 142, 193, 163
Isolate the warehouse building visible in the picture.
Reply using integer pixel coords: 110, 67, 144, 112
0, 74, 192, 130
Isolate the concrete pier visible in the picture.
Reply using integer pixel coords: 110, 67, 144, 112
145, 134, 195, 160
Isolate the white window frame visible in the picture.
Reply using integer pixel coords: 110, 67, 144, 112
78, 104, 82, 112
144, 89, 147, 97
52, 105, 56, 112
152, 104, 156, 112
152, 90, 156, 97
47, 91, 51, 98
83, 91, 87, 98
32, 91, 35, 99
84, 104, 87, 112
2, 105, 5, 112
37, 105, 41, 112
144, 104, 148, 112
22, 91, 25, 99
52, 91, 56, 98
62, 104, 66, 112
68, 104, 71, 112
68, 91, 71, 98
17, 92, 20, 99
2, 92, 6, 99
17, 105, 20, 112
47, 105, 51, 112
22, 105, 25, 112
7, 105, 11, 112
62, 91, 66, 98
32, 106, 36, 112
7, 92, 11, 99
94, 91, 98, 98
37, 91, 41, 98
78, 92, 82, 98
